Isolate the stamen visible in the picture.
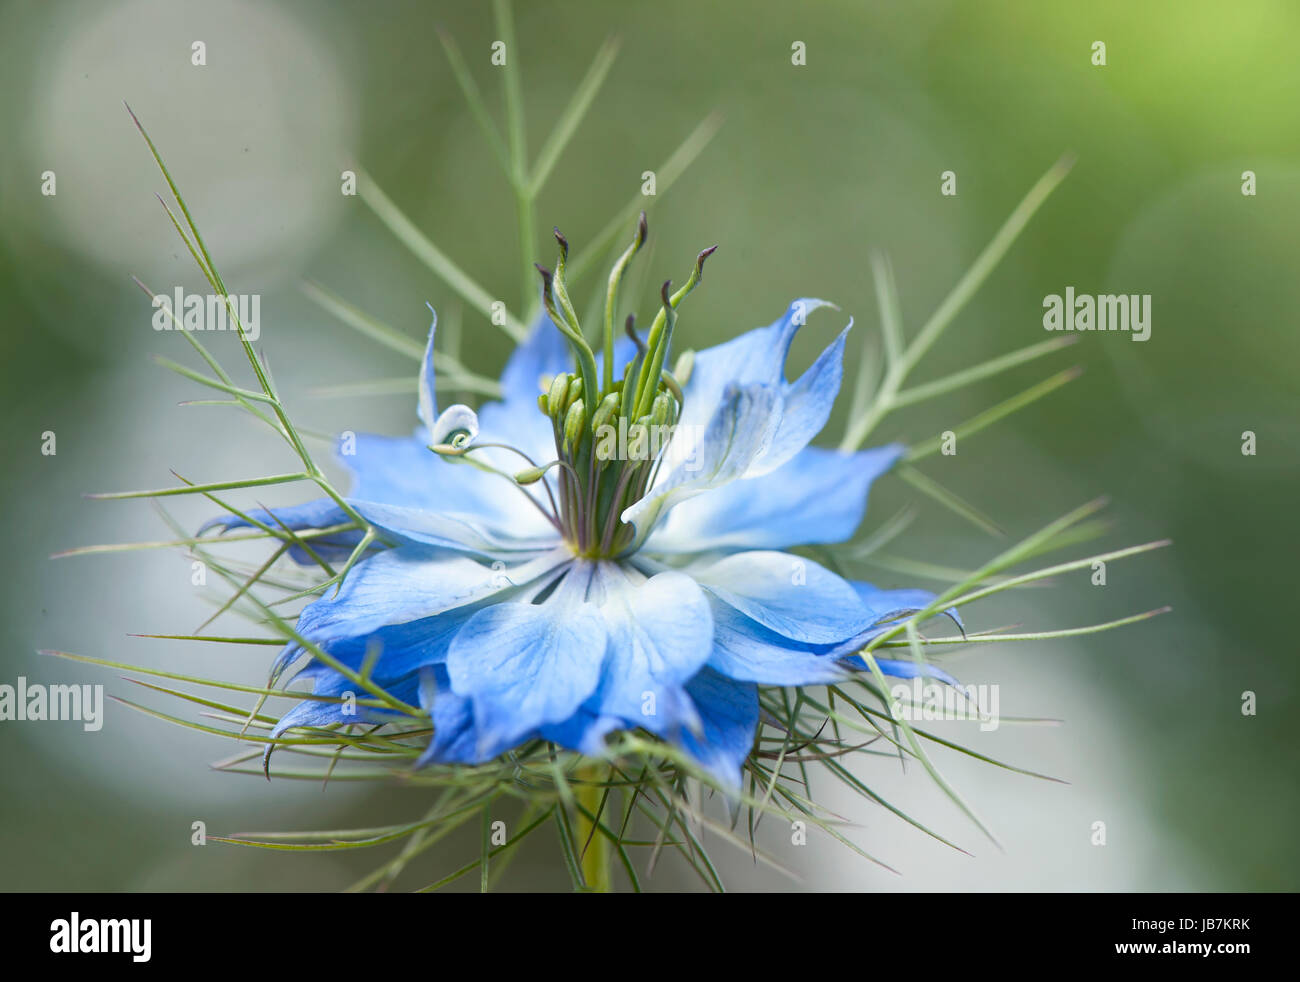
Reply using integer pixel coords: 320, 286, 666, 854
528, 222, 715, 557
437, 440, 563, 532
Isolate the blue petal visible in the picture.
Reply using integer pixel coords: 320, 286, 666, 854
584, 565, 712, 737
444, 563, 608, 753
675, 298, 838, 438
349, 498, 560, 557
539, 708, 624, 757
706, 598, 851, 685
689, 550, 872, 643
644, 444, 903, 554
750, 323, 848, 476
675, 669, 759, 788
198, 498, 351, 540
858, 656, 961, 687
282, 604, 482, 689
852, 581, 964, 634
624, 300, 852, 537
673, 298, 845, 476
268, 669, 420, 747
295, 546, 569, 643
200, 431, 560, 555
415, 665, 511, 765
621, 382, 777, 538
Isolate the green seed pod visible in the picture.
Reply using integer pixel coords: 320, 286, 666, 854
548, 372, 571, 417
514, 464, 549, 485
650, 390, 672, 428
590, 391, 621, 436
562, 398, 586, 452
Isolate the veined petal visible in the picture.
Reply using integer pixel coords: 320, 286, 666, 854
851, 582, 964, 635
644, 444, 903, 554
623, 299, 850, 540
675, 668, 759, 788
749, 324, 848, 476
621, 382, 777, 539
445, 564, 608, 753
677, 298, 836, 433
200, 429, 560, 553
706, 597, 851, 686
350, 498, 561, 557
296, 546, 570, 643
585, 564, 712, 737
198, 498, 363, 564
689, 550, 872, 643
280, 603, 481, 687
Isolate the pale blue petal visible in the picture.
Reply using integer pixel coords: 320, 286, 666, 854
415, 665, 511, 765
621, 382, 777, 538
749, 325, 848, 476
199, 499, 366, 565
852, 582, 964, 634
706, 598, 851, 685
675, 298, 836, 436
349, 498, 561, 557
296, 546, 569, 643
445, 565, 608, 753
284, 604, 480, 688
624, 299, 852, 539
689, 550, 872, 643
584, 565, 712, 737
644, 444, 903, 554
202, 429, 559, 554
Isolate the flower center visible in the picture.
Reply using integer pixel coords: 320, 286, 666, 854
531, 216, 713, 558
430, 215, 714, 560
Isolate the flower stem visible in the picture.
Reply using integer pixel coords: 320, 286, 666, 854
576, 764, 612, 892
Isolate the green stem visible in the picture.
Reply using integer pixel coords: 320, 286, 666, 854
576, 764, 612, 892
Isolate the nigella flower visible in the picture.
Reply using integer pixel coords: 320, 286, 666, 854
206, 217, 956, 787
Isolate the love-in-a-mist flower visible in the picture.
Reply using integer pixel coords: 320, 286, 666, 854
206, 216, 956, 786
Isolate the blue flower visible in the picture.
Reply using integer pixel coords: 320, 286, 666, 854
207, 248, 957, 787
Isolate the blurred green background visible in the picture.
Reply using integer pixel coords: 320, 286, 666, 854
1, 0, 1296, 891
